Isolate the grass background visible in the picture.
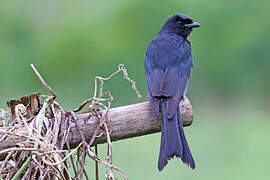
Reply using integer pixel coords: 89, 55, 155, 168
0, 0, 269, 179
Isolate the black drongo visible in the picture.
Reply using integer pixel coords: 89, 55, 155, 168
144, 14, 200, 171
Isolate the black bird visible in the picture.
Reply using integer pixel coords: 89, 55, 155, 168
144, 14, 200, 171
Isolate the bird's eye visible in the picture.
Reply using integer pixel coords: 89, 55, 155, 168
184, 19, 193, 24
177, 21, 182, 25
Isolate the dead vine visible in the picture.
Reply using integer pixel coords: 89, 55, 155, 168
0, 64, 141, 180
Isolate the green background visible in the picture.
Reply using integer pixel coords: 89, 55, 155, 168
0, 0, 270, 179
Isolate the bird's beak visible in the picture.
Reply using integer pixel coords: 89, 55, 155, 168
185, 21, 200, 28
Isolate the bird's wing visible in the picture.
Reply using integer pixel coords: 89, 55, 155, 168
145, 36, 193, 119
162, 66, 190, 119
145, 41, 164, 119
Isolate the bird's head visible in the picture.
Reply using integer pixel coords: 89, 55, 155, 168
159, 14, 200, 38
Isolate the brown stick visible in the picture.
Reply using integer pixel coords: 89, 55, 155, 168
30, 64, 57, 99
95, 145, 99, 180
68, 97, 193, 148
0, 98, 193, 156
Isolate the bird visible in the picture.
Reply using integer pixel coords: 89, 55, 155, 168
144, 13, 200, 171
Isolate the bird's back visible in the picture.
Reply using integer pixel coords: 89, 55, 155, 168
145, 32, 193, 118
145, 33, 192, 72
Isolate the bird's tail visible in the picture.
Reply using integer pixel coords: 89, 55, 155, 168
158, 99, 195, 171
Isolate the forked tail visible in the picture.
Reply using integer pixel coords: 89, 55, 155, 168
158, 99, 195, 171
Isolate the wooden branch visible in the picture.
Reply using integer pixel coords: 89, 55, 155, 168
68, 97, 193, 148
0, 98, 193, 154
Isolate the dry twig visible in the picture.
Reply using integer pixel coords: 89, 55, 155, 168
30, 64, 57, 99
0, 64, 142, 180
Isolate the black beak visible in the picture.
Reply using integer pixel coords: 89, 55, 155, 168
185, 21, 200, 28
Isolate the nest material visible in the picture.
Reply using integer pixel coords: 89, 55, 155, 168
0, 64, 141, 180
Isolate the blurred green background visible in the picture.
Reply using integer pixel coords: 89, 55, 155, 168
0, 0, 270, 179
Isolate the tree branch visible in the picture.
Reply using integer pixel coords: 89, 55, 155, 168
0, 98, 193, 156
